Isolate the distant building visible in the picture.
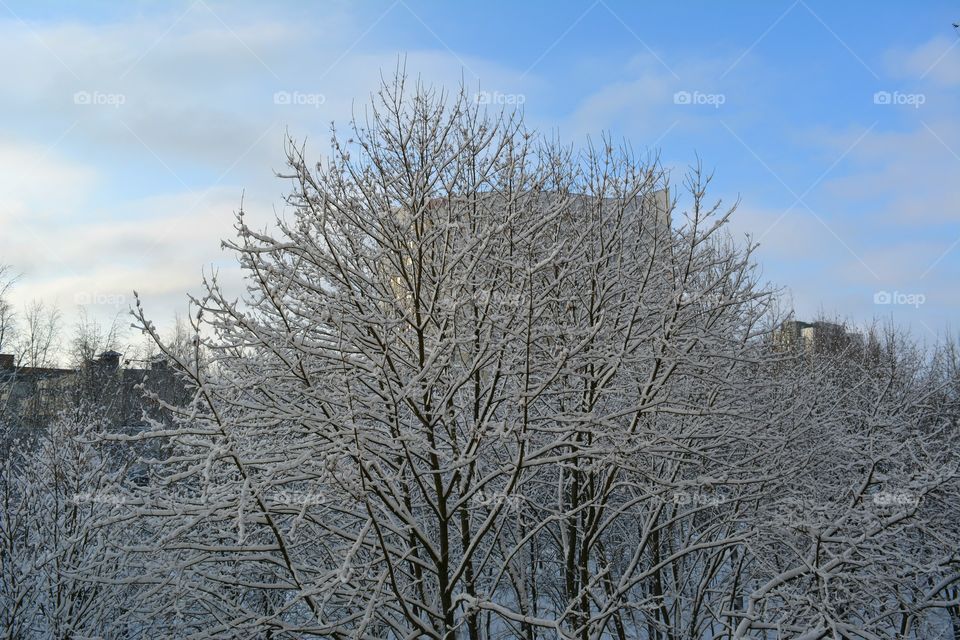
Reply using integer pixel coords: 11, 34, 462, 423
0, 350, 189, 445
0, 355, 75, 430
777, 319, 860, 353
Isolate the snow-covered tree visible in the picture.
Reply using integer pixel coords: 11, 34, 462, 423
0, 265, 16, 356
117, 72, 960, 639
726, 326, 960, 639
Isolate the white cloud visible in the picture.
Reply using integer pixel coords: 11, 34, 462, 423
559, 53, 740, 144
0, 139, 98, 222
886, 35, 960, 87
3, 3, 958, 355
0, 4, 548, 361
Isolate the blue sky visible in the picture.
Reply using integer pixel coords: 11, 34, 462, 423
1, 0, 958, 345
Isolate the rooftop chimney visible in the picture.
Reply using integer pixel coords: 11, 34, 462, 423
0, 354, 13, 370
97, 350, 122, 370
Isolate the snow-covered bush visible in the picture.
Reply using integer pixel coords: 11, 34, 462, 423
0, 410, 136, 638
